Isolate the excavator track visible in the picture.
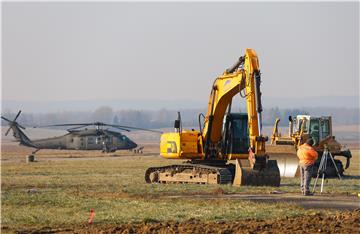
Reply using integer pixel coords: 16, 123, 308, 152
145, 164, 233, 185
145, 161, 280, 186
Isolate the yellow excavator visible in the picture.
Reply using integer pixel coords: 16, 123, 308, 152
145, 49, 280, 186
269, 115, 352, 177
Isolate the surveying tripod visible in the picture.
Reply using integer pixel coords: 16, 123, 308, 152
312, 145, 341, 194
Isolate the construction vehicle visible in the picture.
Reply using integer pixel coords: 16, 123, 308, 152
269, 115, 352, 177
145, 48, 281, 186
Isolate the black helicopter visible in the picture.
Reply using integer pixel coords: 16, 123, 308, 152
1, 111, 162, 154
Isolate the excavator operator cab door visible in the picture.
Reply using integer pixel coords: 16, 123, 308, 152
222, 113, 250, 155
308, 117, 332, 145
308, 116, 331, 145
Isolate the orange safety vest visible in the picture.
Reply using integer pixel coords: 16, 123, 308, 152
297, 143, 318, 165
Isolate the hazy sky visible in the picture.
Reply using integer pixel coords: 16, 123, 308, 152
2, 2, 359, 104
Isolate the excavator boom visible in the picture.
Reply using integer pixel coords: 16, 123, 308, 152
203, 49, 265, 160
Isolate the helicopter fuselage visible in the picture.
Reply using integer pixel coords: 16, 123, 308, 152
25, 129, 138, 152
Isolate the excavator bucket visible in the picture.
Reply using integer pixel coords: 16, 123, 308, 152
233, 159, 281, 186
266, 144, 300, 177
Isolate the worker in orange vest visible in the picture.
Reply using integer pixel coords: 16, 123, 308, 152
297, 138, 318, 196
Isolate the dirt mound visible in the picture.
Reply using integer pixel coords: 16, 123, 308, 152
17, 210, 360, 234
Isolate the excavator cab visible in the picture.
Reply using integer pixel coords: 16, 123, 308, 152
294, 115, 332, 145
312, 117, 331, 144
222, 113, 250, 155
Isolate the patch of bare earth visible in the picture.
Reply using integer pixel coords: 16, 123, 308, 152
11, 210, 360, 234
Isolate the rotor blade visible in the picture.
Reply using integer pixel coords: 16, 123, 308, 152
5, 126, 12, 136
111, 126, 131, 132
13, 110, 22, 122
17, 124, 26, 130
34, 122, 162, 133
1, 116, 12, 123
2, 115, 25, 130
34, 123, 92, 128
67, 125, 90, 131
107, 124, 163, 133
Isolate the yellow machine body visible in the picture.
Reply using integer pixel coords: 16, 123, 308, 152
160, 131, 250, 161
160, 131, 203, 159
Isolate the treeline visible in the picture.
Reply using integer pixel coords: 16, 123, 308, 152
1, 106, 359, 129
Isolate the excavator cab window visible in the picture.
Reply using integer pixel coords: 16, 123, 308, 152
296, 117, 309, 133
223, 113, 249, 154
320, 119, 331, 140
297, 119, 306, 133
309, 119, 320, 145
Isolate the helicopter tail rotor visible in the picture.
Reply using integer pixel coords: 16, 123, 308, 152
1, 110, 26, 136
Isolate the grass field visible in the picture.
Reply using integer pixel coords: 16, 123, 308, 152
1, 142, 359, 232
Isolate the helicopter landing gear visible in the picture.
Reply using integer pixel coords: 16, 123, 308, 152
102, 143, 117, 153
133, 146, 144, 154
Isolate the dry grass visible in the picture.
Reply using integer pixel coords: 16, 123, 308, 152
1, 155, 310, 230
1, 140, 359, 231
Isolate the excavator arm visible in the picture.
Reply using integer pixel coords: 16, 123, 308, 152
202, 48, 267, 166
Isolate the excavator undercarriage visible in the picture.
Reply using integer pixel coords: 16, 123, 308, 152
145, 163, 233, 185
145, 159, 280, 186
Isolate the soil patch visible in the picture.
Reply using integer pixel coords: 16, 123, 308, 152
13, 210, 360, 233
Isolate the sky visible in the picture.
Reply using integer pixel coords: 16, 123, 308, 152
2, 2, 359, 111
